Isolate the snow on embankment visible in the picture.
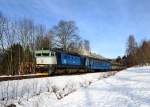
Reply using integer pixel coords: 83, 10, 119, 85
52, 66, 150, 107
0, 72, 114, 107
13, 66, 150, 107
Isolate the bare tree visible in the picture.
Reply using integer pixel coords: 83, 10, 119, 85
126, 35, 138, 66
5, 20, 17, 75
17, 18, 35, 74
83, 40, 90, 52
35, 36, 51, 50
51, 20, 79, 51
46, 30, 54, 49
140, 40, 150, 64
35, 25, 54, 50
0, 12, 19, 75
17, 18, 34, 49
67, 35, 81, 53
5, 21, 17, 47
75, 39, 91, 55
35, 24, 46, 50
0, 11, 7, 53
126, 35, 137, 55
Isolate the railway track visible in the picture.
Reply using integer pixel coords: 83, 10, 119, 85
0, 70, 121, 82
0, 73, 49, 82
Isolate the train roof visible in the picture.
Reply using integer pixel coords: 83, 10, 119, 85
35, 50, 55, 53
35, 49, 111, 62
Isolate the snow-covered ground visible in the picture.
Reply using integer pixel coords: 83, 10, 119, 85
53, 66, 150, 107
1, 66, 150, 107
0, 71, 114, 107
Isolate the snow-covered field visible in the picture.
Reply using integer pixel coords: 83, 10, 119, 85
0, 71, 114, 107
54, 66, 150, 107
1, 66, 150, 107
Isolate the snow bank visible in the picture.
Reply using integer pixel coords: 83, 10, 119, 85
0, 72, 114, 107
10, 66, 150, 107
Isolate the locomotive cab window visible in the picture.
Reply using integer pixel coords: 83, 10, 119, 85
36, 53, 41, 56
42, 53, 49, 56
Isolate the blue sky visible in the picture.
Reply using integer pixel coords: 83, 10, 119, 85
0, 0, 150, 58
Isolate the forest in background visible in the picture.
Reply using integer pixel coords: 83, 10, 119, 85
0, 11, 91, 75
116, 35, 150, 67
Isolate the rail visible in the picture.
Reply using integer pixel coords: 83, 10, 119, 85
0, 69, 122, 82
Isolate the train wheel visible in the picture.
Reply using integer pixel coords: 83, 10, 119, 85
48, 67, 56, 75
48, 69, 53, 75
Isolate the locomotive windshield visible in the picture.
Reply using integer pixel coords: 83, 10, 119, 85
36, 53, 41, 56
42, 53, 49, 56
35, 50, 55, 57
